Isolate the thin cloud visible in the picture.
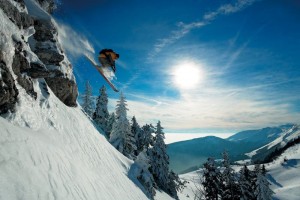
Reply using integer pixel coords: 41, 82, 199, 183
203, 0, 258, 21
121, 91, 299, 131
148, 0, 259, 61
106, 75, 300, 131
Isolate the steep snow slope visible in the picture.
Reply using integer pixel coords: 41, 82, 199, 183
266, 144, 300, 200
0, 82, 150, 200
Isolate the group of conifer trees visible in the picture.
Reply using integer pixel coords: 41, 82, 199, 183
81, 83, 185, 199
196, 151, 274, 200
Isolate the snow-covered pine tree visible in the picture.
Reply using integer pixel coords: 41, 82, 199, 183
81, 81, 94, 117
220, 151, 240, 200
167, 170, 186, 199
261, 164, 267, 176
131, 116, 143, 156
148, 121, 180, 199
149, 121, 169, 190
239, 165, 256, 200
255, 166, 274, 200
132, 150, 156, 199
202, 157, 222, 200
141, 123, 155, 150
93, 85, 109, 135
109, 93, 136, 159
252, 164, 261, 195
107, 112, 115, 139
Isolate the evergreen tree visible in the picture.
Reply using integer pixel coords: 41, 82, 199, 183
261, 164, 267, 176
220, 151, 240, 200
202, 157, 222, 200
93, 86, 109, 134
109, 93, 136, 159
252, 164, 261, 195
133, 150, 156, 199
239, 165, 256, 200
149, 121, 169, 190
131, 116, 143, 156
81, 81, 93, 117
107, 112, 115, 139
149, 121, 180, 199
255, 168, 274, 200
167, 170, 186, 199
141, 123, 155, 150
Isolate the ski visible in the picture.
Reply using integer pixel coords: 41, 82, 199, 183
85, 55, 119, 92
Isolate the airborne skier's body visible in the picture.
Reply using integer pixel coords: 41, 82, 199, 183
85, 48, 120, 92
98, 49, 119, 73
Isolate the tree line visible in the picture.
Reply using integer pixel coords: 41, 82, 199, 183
195, 151, 274, 200
81, 83, 185, 199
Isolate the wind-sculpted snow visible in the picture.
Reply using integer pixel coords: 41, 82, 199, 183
0, 81, 150, 200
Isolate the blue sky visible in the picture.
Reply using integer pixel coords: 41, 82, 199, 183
54, 0, 300, 133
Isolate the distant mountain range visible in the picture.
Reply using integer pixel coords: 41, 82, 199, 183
167, 124, 297, 174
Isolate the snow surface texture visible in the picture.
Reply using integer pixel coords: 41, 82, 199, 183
265, 143, 300, 199
0, 84, 149, 200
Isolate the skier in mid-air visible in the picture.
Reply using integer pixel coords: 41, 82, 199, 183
85, 48, 120, 92
98, 49, 119, 73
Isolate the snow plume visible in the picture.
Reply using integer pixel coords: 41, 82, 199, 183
148, 0, 259, 60
56, 22, 95, 58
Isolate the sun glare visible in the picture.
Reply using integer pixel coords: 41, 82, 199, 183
173, 61, 203, 90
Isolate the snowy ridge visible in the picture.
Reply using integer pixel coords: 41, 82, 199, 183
7, 0, 27, 13
246, 124, 300, 158
24, 0, 74, 80
24, 0, 51, 20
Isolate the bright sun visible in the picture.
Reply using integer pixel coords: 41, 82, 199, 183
173, 61, 203, 90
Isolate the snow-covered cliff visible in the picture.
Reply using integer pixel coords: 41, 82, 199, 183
0, 0, 77, 112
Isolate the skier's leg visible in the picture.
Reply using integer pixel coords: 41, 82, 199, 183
99, 57, 110, 69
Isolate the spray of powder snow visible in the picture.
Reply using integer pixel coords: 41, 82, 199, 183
55, 22, 115, 80
56, 22, 95, 57
56, 22, 116, 80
